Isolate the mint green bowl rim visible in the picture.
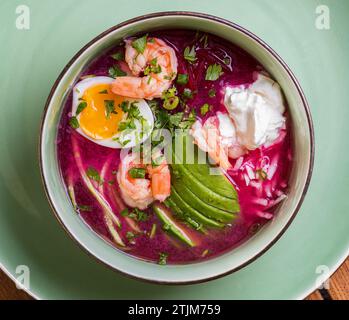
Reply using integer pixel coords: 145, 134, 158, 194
38, 11, 315, 285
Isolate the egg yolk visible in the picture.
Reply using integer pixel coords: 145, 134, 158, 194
79, 84, 125, 140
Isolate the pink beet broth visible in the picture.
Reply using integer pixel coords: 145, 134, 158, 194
57, 30, 292, 264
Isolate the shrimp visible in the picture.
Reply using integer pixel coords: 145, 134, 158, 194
111, 37, 178, 100
117, 153, 171, 210
190, 112, 247, 170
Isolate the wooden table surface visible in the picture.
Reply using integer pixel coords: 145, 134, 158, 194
1, 257, 348, 300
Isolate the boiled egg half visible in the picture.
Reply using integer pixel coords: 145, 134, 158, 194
71, 76, 154, 148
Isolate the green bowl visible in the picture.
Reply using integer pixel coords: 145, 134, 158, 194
39, 12, 314, 284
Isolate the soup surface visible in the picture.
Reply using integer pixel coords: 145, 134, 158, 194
57, 30, 292, 265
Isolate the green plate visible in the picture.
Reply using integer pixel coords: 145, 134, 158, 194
0, 0, 348, 299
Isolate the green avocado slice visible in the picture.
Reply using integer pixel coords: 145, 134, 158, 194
172, 133, 238, 200
153, 204, 196, 247
164, 198, 205, 232
170, 187, 224, 228
171, 162, 238, 213
172, 178, 237, 223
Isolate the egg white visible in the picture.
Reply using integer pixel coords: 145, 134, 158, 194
72, 76, 154, 149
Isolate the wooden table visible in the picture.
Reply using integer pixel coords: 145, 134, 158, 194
0, 258, 348, 300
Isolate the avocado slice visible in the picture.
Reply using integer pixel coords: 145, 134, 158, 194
153, 204, 196, 247
171, 162, 238, 213
172, 133, 238, 200
170, 187, 224, 228
172, 178, 237, 223
164, 198, 205, 232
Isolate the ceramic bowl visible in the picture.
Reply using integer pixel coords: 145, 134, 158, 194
39, 11, 314, 284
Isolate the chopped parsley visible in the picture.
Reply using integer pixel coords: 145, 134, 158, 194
123, 207, 148, 222
86, 167, 103, 184
104, 100, 116, 119
205, 63, 223, 81
208, 88, 216, 97
182, 88, 194, 100
69, 116, 79, 129
99, 89, 108, 94
76, 101, 87, 115
120, 208, 129, 217
182, 88, 194, 99
131, 34, 148, 54
176, 73, 189, 85
200, 103, 211, 116
108, 65, 126, 78
111, 51, 124, 61
144, 58, 162, 75
128, 167, 146, 179
184, 46, 197, 63
158, 252, 168, 265
126, 231, 136, 241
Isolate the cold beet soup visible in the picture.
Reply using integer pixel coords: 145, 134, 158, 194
57, 30, 293, 265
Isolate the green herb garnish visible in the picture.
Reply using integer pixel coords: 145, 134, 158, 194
104, 100, 116, 119
131, 34, 148, 54
86, 167, 103, 184
169, 112, 184, 127
128, 167, 146, 179
144, 58, 162, 75
184, 46, 197, 63
108, 65, 126, 78
208, 88, 216, 97
223, 57, 231, 65
182, 88, 194, 99
120, 208, 129, 216
158, 252, 168, 265
76, 101, 87, 115
126, 231, 136, 241
163, 96, 179, 110
205, 63, 223, 81
176, 73, 189, 85
111, 51, 124, 61
69, 116, 79, 129
200, 103, 211, 116
99, 89, 108, 94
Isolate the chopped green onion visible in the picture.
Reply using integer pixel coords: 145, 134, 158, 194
182, 88, 194, 99
163, 96, 179, 110
99, 89, 108, 94
200, 103, 211, 116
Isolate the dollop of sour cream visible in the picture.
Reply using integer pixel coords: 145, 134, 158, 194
224, 73, 285, 150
